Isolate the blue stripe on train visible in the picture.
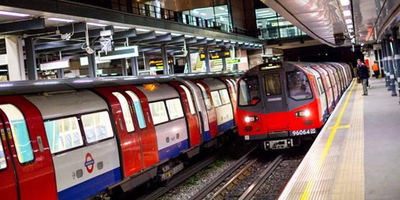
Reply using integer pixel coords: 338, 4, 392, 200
218, 120, 234, 134
158, 139, 189, 161
58, 167, 121, 200
204, 130, 211, 141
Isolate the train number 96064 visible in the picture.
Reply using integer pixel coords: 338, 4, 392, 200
291, 128, 317, 136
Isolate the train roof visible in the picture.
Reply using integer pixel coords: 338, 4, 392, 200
0, 71, 243, 96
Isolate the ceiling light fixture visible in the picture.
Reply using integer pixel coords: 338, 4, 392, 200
48, 18, 75, 23
340, 0, 350, 6
343, 10, 351, 17
136, 28, 150, 32
113, 25, 130, 30
0, 10, 29, 17
171, 33, 182, 36
155, 30, 167, 35
345, 19, 352, 24
87, 22, 107, 27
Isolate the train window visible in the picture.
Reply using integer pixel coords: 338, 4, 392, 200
166, 98, 184, 120
125, 91, 147, 129
112, 92, 135, 132
0, 104, 34, 164
44, 117, 83, 154
180, 85, 196, 115
238, 76, 260, 106
287, 70, 313, 100
196, 83, 212, 110
149, 101, 169, 125
264, 73, 282, 96
317, 78, 325, 94
211, 91, 222, 107
82, 111, 114, 143
219, 89, 231, 105
0, 140, 6, 169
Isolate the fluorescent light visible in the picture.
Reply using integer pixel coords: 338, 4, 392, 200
185, 35, 194, 38
196, 36, 205, 39
155, 30, 167, 35
347, 24, 353, 29
136, 28, 150, 32
48, 18, 74, 23
171, 33, 182, 36
345, 19, 352, 24
73, 79, 94, 83
114, 25, 130, 30
343, 10, 351, 17
87, 22, 106, 27
0, 10, 29, 17
340, 0, 350, 6
206, 37, 214, 40
216, 39, 222, 42
193, 10, 199, 14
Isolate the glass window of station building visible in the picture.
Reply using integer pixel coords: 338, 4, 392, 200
256, 8, 306, 40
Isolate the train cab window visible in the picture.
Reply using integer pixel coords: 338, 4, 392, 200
287, 70, 313, 100
0, 140, 6, 169
112, 92, 135, 132
196, 83, 212, 110
149, 101, 169, 125
211, 91, 222, 107
81, 111, 114, 143
238, 76, 260, 106
166, 98, 184, 120
44, 117, 83, 154
219, 89, 231, 105
180, 85, 196, 115
125, 91, 146, 129
0, 104, 34, 164
264, 74, 282, 96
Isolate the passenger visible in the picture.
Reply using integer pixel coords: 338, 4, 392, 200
357, 59, 369, 96
372, 61, 380, 79
294, 84, 311, 97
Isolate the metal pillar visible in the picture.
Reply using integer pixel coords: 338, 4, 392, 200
222, 57, 227, 71
392, 27, 400, 102
381, 39, 390, 87
130, 57, 139, 76
87, 53, 97, 78
25, 37, 37, 80
57, 69, 64, 78
161, 45, 169, 74
204, 47, 210, 72
121, 59, 128, 76
5, 36, 25, 81
185, 51, 192, 73
385, 35, 397, 96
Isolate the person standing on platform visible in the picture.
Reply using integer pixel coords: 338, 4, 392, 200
372, 61, 380, 79
357, 59, 369, 96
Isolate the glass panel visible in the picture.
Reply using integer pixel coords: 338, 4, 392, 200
125, 91, 147, 129
317, 78, 325, 94
219, 89, 231, 105
287, 70, 313, 100
196, 83, 212, 110
165, 98, 184, 120
0, 140, 6, 169
149, 101, 169, 125
264, 73, 282, 96
180, 85, 196, 115
0, 104, 34, 163
81, 111, 114, 144
112, 92, 134, 132
44, 117, 83, 154
211, 91, 222, 107
238, 77, 260, 106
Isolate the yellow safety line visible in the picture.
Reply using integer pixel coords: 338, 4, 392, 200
301, 80, 357, 200
328, 125, 351, 130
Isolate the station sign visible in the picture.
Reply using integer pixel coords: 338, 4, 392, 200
149, 59, 173, 68
40, 60, 70, 70
0, 54, 7, 66
199, 51, 231, 61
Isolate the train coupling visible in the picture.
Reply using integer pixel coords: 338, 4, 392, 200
263, 139, 294, 150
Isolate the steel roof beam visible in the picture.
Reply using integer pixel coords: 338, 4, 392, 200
0, 18, 45, 35
24, 22, 86, 36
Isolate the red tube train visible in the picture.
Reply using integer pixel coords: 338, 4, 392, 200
0, 72, 240, 200
236, 62, 352, 150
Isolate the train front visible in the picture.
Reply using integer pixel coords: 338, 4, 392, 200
236, 62, 323, 150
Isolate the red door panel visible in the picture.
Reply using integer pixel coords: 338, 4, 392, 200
94, 87, 144, 177
119, 85, 159, 168
0, 122, 18, 200
168, 81, 201, 147
0, 96, 57, 200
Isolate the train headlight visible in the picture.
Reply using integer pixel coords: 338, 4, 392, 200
296, 109, 311, 118
244, 116, 258, 123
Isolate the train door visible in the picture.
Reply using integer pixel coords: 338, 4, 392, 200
307, 68, 328, 121
261, 70, 289, 130
0, 100, 57, 200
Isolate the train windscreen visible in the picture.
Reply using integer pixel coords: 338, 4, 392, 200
238, 76, 260, 106
287, 69, 313, 100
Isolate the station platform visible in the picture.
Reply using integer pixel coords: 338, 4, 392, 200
279, 78, 400, 200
